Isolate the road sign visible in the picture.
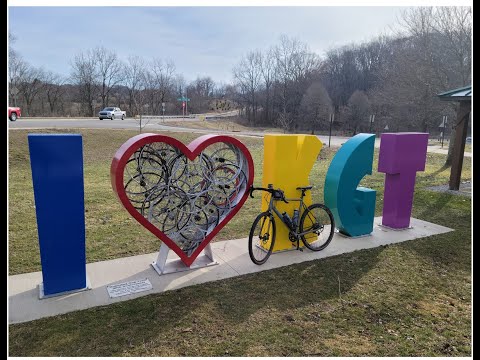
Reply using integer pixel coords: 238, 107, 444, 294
439, 115, 448, 128
182, 101, 186, 108
10, 87, 19, 96
177, 97, 190, 102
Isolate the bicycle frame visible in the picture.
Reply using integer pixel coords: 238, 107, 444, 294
266, 193, 312, 237
249, 185, 335, 265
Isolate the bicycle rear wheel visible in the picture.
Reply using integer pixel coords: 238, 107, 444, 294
299, 203, 335, 251
248, 212, 276, 265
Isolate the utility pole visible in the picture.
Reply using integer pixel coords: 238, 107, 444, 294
441, 115, 448, 148
185, 88, 188, 117
177, 89, 190, 121
328, 113, 334, 148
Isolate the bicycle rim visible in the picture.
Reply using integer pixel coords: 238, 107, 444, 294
300, 204, 335, 251
248, 212, 276, 265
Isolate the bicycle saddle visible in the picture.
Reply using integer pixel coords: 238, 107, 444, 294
296, 185, 313, 190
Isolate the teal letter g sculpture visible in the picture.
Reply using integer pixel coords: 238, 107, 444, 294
324, 134, 376, 237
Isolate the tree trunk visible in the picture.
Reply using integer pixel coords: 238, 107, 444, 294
24, 98, 32, 116
264, 87, 270, 123
444, 129, 456, 167
102, 81, 106, 108
422, 117, 428, 133
128, 91, 134, 116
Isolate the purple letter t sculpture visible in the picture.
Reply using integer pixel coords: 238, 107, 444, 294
378, 133, 429, 229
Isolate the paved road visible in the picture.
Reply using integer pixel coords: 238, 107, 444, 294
7, 117, 472, 156
7, 117, 357, 147
8, 117, 184, 131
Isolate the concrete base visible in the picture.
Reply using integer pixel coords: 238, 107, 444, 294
378, 223, 414, 231
8, 217, 452, 324
151, 256, 219, 275
38, 277, 91, 299
336, 230, 373, 238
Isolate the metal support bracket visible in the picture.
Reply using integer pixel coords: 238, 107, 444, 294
151, 243, 219, 276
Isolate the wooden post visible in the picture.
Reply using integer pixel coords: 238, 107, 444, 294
449, 101, 471, 190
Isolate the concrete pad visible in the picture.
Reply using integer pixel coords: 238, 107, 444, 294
9, 217, 452, 324
427, 181, 472, 197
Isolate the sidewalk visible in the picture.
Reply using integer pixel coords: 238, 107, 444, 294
9, 217, 452, 324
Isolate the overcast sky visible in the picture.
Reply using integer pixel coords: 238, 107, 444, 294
9, 6, 405, 83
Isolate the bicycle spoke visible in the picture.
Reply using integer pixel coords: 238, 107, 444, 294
249, 212, 275, 265
300, 204, 335, 251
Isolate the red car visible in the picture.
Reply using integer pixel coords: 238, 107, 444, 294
8, 107, 21, 121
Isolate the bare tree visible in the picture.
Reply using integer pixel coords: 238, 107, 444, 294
173, 74, 186, 96
43, 71, 66, 115
321, 45, 362, 110
374, 9, 449, 133
96, 46, 123, 109
124, 55, 146, 117
151, 58, 176, 113
390, 7, 471, 164
259, 48, 276, 123
130, 72, 150, 133
142, 68, 157, 115
8, 32, 17, 58
346, 90, 370, 135
187, 76, 217, 113
273, 35, 319, 130
18, 66, 46, 116
233, 50, 262, 125
431, 7, 472, 166
276, 112, 293, 134
8, 34, 29, 107
274, 35, 298, 124
171, 74, 187, 114
300, 82, 332, 133
133, 88, 150, 133
70, 49, 99, 116
376, 42, 445, 133
432, 7, 471, 86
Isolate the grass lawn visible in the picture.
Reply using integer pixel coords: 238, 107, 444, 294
8, 129, 471, 356
160, 118, 283, 133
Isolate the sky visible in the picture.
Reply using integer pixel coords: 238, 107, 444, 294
8, 5, 406, 84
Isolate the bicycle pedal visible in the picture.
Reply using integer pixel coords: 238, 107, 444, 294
298, 247, 304, 252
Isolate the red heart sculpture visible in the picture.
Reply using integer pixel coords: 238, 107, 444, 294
111, 133, 254, 266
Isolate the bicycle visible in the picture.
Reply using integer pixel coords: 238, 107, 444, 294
248, 184, 335, 265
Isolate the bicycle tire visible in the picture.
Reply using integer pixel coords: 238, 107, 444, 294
299, 203, 335, 251
248, 212, 276, 265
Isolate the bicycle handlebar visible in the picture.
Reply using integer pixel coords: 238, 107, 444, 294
249, 186, 289, 204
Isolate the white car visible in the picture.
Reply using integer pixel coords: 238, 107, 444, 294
98, 107, 126, 120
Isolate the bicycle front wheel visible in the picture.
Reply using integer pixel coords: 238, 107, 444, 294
248, 212, 276, 265
299, 204, 335, 251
